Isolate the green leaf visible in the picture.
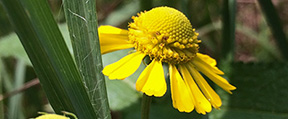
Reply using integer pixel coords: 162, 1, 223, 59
257, 0, 288, 60
106, 79, 140, 110
0, 0, 97, 118
0, 24, 72, 66
62, 0, 111, 118
0, 5, 12, 36
212, 63, 288, 119
0, 23, 141, 112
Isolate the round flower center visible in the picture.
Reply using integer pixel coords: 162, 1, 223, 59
128, 6, 200, 64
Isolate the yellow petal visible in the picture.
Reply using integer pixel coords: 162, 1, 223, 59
195, 53, 224, 75
98, 25, 134, 54
183, 65, 222, 109
169, 65, 194, 113
179, 65, 212, 114
102, 52, 145, 79
36, 114, 69, 119
191, 61, 236, 94
136, 59, 166, 97
99, 25, 128, 34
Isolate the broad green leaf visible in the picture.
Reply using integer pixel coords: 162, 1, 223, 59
0, 0, 97, 118
106, 79, 140, 111
211, 63, 288, 119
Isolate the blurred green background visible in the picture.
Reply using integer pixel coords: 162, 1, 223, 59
1, 0, 288, 119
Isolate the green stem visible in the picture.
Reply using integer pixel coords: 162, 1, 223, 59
221, 0, 236, 59
141, 94, 152, 119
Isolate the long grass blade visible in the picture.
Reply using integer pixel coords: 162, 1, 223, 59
257, 0, 288, 60
0, 0, 97, 118
221, 0, 236, 59
62, 0, 111, 118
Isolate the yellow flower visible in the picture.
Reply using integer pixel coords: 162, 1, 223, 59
35, 114, 69, 119
99, 6, 236, 114
34, 111, 77, 119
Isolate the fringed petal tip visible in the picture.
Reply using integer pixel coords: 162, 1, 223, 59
136, 59, 167, 97
169, 65, 195, 113
143, 91, 165, 97
176, 108, 194, 113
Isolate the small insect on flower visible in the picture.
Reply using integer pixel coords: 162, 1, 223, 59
33, 111, 77, 119
99, 6, 236, 114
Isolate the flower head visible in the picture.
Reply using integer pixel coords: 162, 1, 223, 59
99, 6, 236, 114
128, 7, 200, 64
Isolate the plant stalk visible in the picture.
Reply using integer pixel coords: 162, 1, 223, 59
141, 94, 152, 119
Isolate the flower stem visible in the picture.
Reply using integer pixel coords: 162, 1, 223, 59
141, 94, 152, 119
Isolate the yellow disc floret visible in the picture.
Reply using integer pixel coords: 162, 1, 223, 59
128, 6, 201, 64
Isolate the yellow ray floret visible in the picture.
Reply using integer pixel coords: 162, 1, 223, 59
191, 58, 236, 94
184, 65, 222, 109
102, 52, 145, 79
195, 53, 224, 75
179, 65, 212, 114
98, 25, 134, 54
136, 59, 166, 97
169, 65, 194, 112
